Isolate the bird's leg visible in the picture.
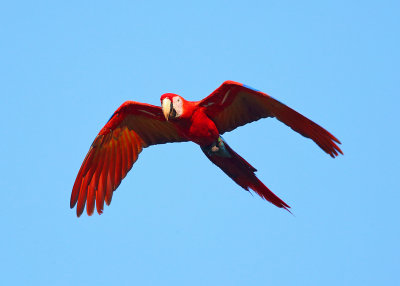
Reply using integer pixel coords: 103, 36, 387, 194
210, 140, 220, 152
201, 137, 231, 157
201, 141, 218, 155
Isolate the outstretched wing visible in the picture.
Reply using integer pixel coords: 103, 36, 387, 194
200, 81, 342, 158
70, 101, 187, 217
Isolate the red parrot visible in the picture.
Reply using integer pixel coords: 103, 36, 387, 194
70, 81, 342, 217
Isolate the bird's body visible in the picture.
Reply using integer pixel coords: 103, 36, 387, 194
71, 81, 342, 216
174, 104, 219, 146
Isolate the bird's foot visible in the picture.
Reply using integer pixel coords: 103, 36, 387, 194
202, 137, 231, 158
211, 145, 219, 152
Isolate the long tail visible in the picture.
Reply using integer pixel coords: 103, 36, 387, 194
201, 137, 290, 212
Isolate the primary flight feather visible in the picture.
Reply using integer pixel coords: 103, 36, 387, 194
71, 80, 342, 217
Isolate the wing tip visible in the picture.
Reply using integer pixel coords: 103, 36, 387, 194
86, 206, 95, 216
73, 203, 104, 217
282, 205, 293, 215
76, 208, 84, 218
328, 140, 344, 158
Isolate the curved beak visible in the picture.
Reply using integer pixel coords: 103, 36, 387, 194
162, 98, 172, 121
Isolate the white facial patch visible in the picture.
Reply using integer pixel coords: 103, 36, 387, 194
173, 96, 183, 118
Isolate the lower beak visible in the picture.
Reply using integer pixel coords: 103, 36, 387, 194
162, 98, 172, 121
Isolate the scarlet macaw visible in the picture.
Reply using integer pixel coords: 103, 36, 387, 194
70, 81, 342, 217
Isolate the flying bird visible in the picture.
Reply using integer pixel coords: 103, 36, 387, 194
70, 81, 342, 217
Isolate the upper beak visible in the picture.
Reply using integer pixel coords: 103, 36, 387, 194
162, 98, 172, 121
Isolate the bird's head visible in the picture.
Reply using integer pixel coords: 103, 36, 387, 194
160, 93, 184, 121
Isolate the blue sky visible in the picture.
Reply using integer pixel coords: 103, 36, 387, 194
1, 1, 399, 285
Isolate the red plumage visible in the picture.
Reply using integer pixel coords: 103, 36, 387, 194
71, 81, 342, 216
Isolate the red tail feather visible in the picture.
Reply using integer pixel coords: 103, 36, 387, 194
202, 139, 290, 211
